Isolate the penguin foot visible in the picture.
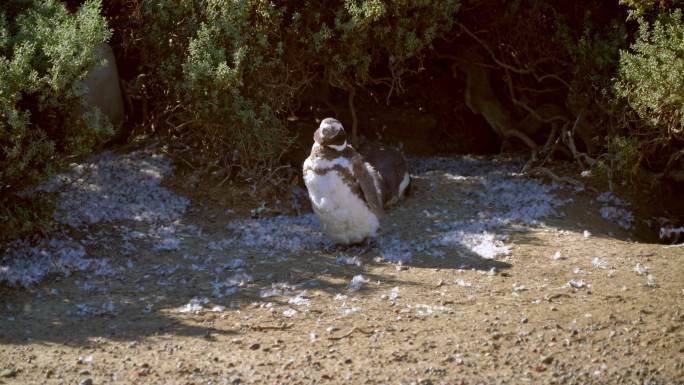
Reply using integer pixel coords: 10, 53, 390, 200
347, 237, 376, 255
324, 238, 376, 255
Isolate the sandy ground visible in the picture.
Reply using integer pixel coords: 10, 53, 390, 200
0, 150, 682, 385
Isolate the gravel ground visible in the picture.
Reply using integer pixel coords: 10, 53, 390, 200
0, 149, 682, 385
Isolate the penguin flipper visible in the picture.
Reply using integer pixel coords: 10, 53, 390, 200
350, 151, 384, 218
357, 142, 409, 206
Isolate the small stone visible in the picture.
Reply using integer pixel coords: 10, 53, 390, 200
0, 369, 17, 378
634, 263, 648, 276
541, 355, 554, 365
512, 283, 526, 292
79, 379, 93, 385
567, 279, 588, 289
249, 342, 260, 350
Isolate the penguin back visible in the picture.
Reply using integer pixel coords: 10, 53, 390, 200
356, 140, 410, 206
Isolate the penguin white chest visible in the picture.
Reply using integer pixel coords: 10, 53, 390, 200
303, 159, 379, 244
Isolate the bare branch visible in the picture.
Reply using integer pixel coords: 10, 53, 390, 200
528, 167, 598, 193
562, 112, 597, 168
457, 22, 573, 92
504, 128, 538, 150
348, 87, 358, 147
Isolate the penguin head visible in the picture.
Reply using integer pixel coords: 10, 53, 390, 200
314, 118, 347, 148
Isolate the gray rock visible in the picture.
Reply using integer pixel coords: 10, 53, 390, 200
81, 43, 124, 129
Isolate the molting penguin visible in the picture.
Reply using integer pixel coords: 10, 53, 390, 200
660, 224, 684, 244
303, 117, 410, 244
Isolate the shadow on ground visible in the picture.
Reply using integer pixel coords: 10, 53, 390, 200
0, 154, 645, 349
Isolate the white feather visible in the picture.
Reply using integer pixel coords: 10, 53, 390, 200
314, 156, 352, 171
302, 156, 313, 172
303, 159, 378, 244
399, 172, 410, 197
327, 142, 347, 151
320, 120, 343, 133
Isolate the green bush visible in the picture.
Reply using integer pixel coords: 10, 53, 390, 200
619, 0, 684, 18
178, 1, 298, 172
0, 0, 111, 241
595, 135, 640, 188
130, 0, 459, 174
614, 9, 684, 176
315, 1, 460, 89
616, 10, 684, 134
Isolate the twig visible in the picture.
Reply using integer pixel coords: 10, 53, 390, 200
327, 327, 373, 340
601, 294, 625, 302
348, 87, 358, 147
537, 73, 573, 90
457, 22, 573, 92
505, 128, 538, 150
563, 129, 597, 168
521, 119, 560, 173
528, 167, 598, 193
457, 22, 531, 75
500, 70, 568, 126
545, 293, 572, 302
160, 148, 198, 171
49, 162, 97, 196
248, 323, 293, 331
434, 53, 501, 70
521, 152, 538, 174
562, 112, 597, 168
662, 148, 684, 178
516, 85, 568, 94
119, 79, 134, 121
539, 123, 560, 164
216, 170, 233, 187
